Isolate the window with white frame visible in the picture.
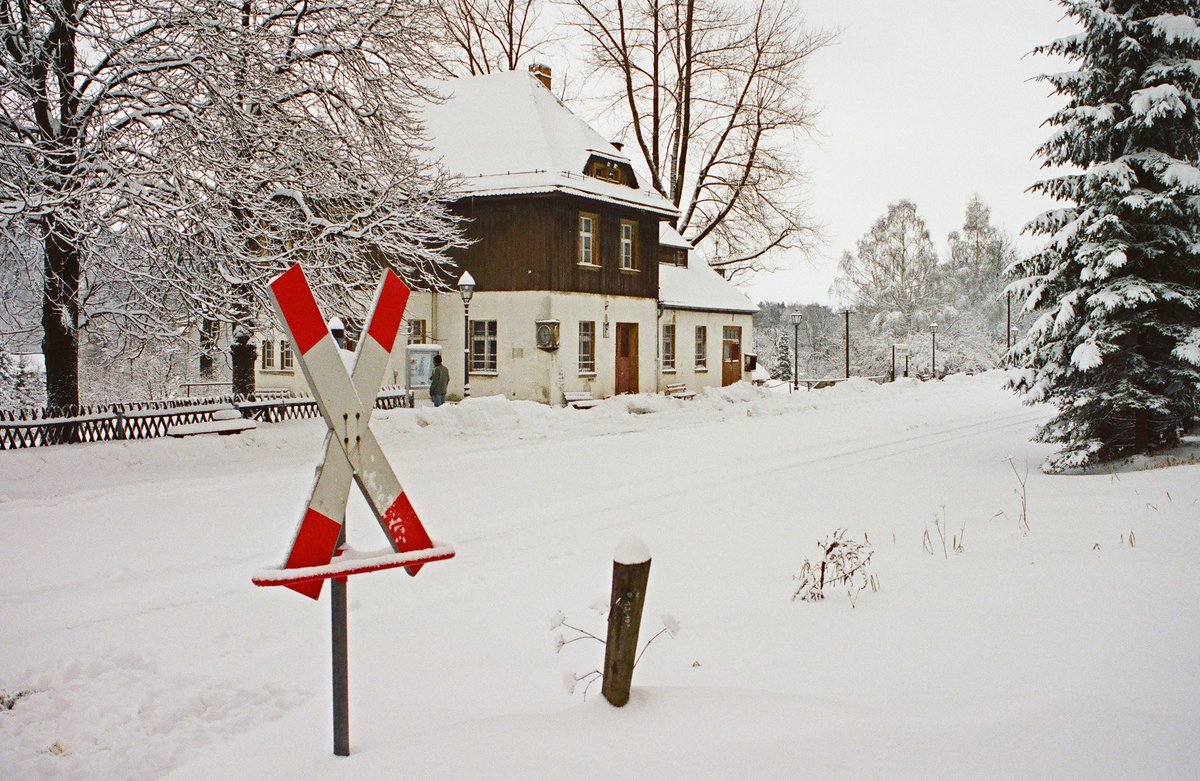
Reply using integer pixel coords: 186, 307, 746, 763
407, 318, 427, 345
695, 326, 707, 369
578, 212, 598, 265
280, 340, 294, 370
578, 321, 596, 374
261, 339, 275, 370
619, 220, 638, 270
471, 320, 498, 373
662, 323, 676, 371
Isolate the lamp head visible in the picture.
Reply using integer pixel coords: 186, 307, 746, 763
458, 271, 476, 304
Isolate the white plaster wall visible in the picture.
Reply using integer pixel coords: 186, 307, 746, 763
254, 290, 667, 406
656, 308, 755, 392
416, 290, 658, 405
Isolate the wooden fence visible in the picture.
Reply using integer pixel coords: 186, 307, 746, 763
0, 387, 412, 451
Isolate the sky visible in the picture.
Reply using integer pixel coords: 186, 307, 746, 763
740, 0, 1080, 306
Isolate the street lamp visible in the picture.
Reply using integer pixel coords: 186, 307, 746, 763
842, 310, 852, 379
929, 322, 939, 380
458, 271, 475, 399
789, 310, 804, 392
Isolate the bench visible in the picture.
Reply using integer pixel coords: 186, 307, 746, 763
665, 382, 696, 400
563, 390, 602, 409
167, 407, 257, 437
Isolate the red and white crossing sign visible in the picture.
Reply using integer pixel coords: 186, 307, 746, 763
252, 264, 454, 598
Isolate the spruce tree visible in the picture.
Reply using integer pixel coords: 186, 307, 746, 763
1010, 2, 1200, 470
773, 331, 793, 381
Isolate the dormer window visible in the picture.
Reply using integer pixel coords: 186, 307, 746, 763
584, 155, 638, 188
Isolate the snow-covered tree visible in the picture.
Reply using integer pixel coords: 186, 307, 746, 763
1, 0, 467, 404
772, 330, 792, 381
940, 195, 1021, 371
119, 1, 468, 397
0, 0, 203, 408
832, 199, 944, 337
1010, 1, 1200, 470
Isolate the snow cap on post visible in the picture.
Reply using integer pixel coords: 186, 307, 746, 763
614, 535, 651, 565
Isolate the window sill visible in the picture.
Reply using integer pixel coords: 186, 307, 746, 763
261, 369, 295, 375
662, 368, 677, 374
577, 262, 600, 270
695, 367, 708, 372
619, 267, 640, 274
470, 370, 499, 377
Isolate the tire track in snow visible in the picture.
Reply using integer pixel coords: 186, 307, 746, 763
452, 407, 1048, 550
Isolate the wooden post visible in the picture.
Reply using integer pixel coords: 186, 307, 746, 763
602, 537, 651, 707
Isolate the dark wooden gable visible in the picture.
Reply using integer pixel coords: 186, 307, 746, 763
449, 193, 660, 300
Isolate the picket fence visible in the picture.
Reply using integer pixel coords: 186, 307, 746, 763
0, 387, 412, 450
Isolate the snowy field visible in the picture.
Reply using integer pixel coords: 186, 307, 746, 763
2, 373, 1198, 779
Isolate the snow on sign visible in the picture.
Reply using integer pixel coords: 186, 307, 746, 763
252, 264, 454, 598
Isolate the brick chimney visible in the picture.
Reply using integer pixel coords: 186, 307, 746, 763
528, 63, 552, 90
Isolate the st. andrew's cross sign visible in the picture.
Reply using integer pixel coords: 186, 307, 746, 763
253, 264, 454, 597
252, 264, 453, 756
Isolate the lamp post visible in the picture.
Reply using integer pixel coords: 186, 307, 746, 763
458, 271, 475, 399
789, 310, 803, 392
842, 310, 851, 379
929, 322, 939, 380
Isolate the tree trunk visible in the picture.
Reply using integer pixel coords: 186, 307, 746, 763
1134, 409, 1150, 453
230, 291, 257, 398
41, 226, 81, 410
200, 318, 220, 378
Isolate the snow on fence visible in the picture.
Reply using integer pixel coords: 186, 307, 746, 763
0, 386, 412, 450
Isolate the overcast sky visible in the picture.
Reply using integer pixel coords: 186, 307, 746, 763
739, 0, 1080, 306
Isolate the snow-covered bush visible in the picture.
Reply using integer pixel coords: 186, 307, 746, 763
0, 350, 45, 410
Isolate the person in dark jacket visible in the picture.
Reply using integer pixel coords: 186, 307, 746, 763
429, 354, 450, 407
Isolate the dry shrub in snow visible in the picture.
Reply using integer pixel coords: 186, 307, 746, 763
793, 529, 877, 607
552, 610, 680, 699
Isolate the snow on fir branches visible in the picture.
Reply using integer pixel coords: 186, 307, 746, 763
1009, 0, 1200, 471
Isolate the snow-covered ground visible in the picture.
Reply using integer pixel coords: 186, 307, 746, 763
2, 373, 1198, 779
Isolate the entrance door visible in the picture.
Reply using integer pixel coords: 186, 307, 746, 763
722, 326, 742, 386
615, 322, 639, 394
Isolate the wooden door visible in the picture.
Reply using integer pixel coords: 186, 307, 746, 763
615, 322, 639, 394
721, 326, 742, 386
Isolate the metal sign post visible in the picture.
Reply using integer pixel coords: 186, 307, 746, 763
252, 264, 454, 757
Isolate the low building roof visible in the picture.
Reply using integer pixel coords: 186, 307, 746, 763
660, 259, 759, 315
658, 223, 693, 250
421, 71, 678, 217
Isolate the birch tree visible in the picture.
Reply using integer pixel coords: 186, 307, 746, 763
569, 0, 831, 279
832, 199, 942, 337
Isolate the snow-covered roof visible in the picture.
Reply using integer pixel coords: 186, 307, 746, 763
659, 259, 758, 314
421, 71, 678, 217
658, 223, 693, 250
